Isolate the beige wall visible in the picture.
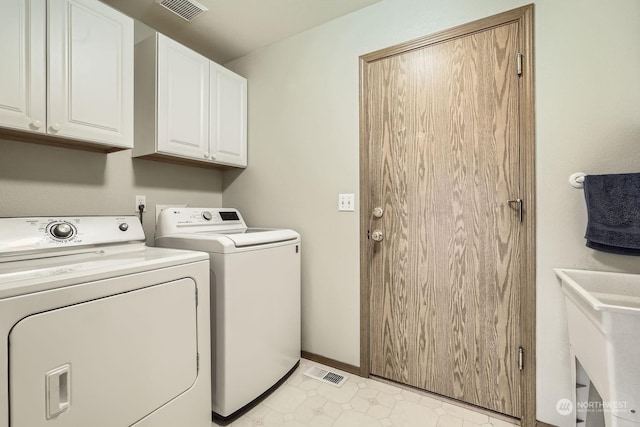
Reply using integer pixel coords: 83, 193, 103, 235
2, 0, 638, 424
0, 139, 223, 242
222, 0, 640, 425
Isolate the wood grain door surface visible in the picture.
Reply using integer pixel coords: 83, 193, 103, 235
365, 22, 522, 416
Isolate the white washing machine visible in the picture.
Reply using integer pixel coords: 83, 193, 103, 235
0, 216, 211, 427
155, 208, 301, 421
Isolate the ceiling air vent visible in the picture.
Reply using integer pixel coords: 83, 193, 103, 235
156, 0, 208, 21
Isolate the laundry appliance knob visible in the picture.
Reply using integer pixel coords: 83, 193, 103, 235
51, 223, 73, 239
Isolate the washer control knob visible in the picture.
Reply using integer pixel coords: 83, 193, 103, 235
119, 223, 129, 231
51, 223, 73, 239
202, 211, 212, 221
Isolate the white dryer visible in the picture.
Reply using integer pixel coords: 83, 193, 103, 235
155, 208, 301, 421
0, 216, 211, 427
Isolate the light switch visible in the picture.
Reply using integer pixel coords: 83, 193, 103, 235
338, 193, 355, 212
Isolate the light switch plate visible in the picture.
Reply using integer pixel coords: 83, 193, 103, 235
338, 193, 355, 212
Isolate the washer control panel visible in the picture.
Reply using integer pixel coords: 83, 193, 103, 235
156, 208, 246, 235
0, 216, 145, 256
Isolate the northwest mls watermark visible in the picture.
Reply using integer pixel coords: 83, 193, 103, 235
556, 398, 631, 416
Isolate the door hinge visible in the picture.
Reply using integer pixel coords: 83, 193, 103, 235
507, 198, 523, 223
518, 347, 524, 370
517, 52, 523, 76
367, 229, 370, 240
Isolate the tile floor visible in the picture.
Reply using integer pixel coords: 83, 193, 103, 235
212, 359, 519, 427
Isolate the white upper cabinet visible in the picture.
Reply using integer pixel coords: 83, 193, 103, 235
0, 0, 46, 133
0, 0, 133, 151
210, 63, 247, 167
134, 32, 247, 169
156, 35, 210, 159
48, 0, 133, 148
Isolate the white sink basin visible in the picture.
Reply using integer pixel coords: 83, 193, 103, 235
557, 268, 640, 313
555, 268, 640, 426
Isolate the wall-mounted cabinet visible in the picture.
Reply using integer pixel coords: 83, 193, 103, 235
133, 33, 247, 169
0, 0, 134, 152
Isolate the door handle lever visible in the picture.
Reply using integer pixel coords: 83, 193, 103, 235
507, 199, 523, 222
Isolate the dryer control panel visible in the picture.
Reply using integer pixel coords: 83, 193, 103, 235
0, 216, 144, 258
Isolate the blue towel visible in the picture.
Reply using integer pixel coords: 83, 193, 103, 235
584, 173, 640, 255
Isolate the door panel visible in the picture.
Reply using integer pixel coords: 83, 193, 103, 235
0, 0, 46, 133
367, 22, 522, 416
10, 279, 198, 427
157, 34, 210, 159
210, 63, 247, 167
48, 0, 133, 147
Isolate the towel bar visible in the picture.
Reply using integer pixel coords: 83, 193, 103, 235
569, 172, 586, 188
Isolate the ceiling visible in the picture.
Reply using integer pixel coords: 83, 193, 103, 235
100, 0, 383, 64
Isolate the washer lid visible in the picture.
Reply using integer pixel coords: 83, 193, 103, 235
222, 228, 299, 247
156, 228, 300, 253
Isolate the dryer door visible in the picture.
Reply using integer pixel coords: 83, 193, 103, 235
9, 278, 198, 427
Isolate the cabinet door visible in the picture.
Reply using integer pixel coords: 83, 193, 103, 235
0, 0, 46, 133
157, 34, 210, 159
210, 63, 247, 167
48, 0, 133, 148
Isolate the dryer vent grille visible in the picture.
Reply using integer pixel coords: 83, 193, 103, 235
156, 0, 208, 21
303, 366, 348, 388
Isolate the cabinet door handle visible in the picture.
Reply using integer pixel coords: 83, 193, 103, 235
31, 120, 42, 129
50, 123, 62, 132
46, 364, 71, 419
203, 153, 209, 159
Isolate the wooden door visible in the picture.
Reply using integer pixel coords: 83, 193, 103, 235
363, 20, 526, 417
157, 34, 211, 160
48, 0, 133, 147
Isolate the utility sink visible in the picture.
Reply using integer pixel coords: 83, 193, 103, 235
555, 269, 640, 426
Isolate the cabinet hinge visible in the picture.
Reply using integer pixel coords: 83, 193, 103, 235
197, 352, 200, 371
517, 52, 523, 76
195, 288, 198, 307
518, 347, 524, 370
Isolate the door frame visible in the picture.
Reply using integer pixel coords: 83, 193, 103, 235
358, 5, 536, 426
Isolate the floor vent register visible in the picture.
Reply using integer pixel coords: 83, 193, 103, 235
303, 366, 348, 388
